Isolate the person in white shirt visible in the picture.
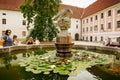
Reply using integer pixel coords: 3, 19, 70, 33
35, 37, 40, 45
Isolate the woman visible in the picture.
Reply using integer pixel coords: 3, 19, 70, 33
26, 37, 34, 45
3, 29, 13, 47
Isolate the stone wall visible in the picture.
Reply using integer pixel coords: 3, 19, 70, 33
0, 44, 120, 54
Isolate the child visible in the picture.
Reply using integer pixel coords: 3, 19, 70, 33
13, 35, 19, 45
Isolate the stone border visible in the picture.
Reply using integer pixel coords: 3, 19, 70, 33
0, 44, 120, 54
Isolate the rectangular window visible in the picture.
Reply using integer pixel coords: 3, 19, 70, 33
86, 19, 88, 23
101, 13, 104, 18
83, 28, 84, 32
95, 36, 97, 41
76, 25, 78, 29
22, 20, 26, 25
86, 27, 88, 32
117, 6, 120, 14
117, 21, 120, 28
95, 15, 97, 20
22, 31, 26, 37
108, 10, 111, 16
2, 19, 6, 24
94, 25, 98, 31
101, 24, 104, 30
90, 26, 92, 31
83, 20, 84, 24
108, 22, 111, 29
91, 17, 92, 22
2, 31, 5, 36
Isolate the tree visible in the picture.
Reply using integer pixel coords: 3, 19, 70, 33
20, 0, 61, 41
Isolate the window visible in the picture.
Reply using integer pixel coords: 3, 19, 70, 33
90, 26, 92, 31
86, 19, 88, 23
2, 13, 6, 15
86, 27, 88, 32
108, 10, 111, 16
117, 21, 120, 28
2, 31, 5, 36
108, 22, 111, 29
83, 37, 84, 40
117, 37, 120, 42
94, 25, 98, 31
95, 36, 97, 41
83, 20, 84, 24
76, 20, 78, 22
101, 24, 104, 30
2, 19, 6, 24
91, 17, 92, 22
22, 20, 26, 25
95, 15, 97, 20
68, 33, 71, 35
86, 37, 88, 41
83, 28, 85, 32
22, 31, 26, 37
76, 25, 78, 29
101, 36, 103, 41
117, 6, 120, 14
101, 13, 104, 18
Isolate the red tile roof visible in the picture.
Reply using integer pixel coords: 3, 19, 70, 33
60, 4, 84, 19
82, 0, 120, 18
0, 0, 120, 19
0, 0, 24, 11
0, 0, 83, 19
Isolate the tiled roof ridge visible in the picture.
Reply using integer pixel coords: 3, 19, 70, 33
82, 0, 120, 18
0, 0, 120, 19
60, 3, 83, 9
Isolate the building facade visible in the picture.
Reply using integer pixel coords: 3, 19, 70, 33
82, 0, 120, 43
0, 0, 120, 43
60, 4, 83, 40
0, 0, 28, 40
0, 0, 83, 41
0, 9, 28, 40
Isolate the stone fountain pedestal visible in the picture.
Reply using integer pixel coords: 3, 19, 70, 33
55, 36, 74, 58
53, 8, 74, 59
55, 30, 74, 58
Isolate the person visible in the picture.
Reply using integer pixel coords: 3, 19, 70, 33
3, 29, 13, 47
13, 35, 19, 45
26, 37, 34, 45
106, 38, 111, 46
34, 37, 40, 45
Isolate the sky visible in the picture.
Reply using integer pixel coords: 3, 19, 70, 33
61, 0, 97, 8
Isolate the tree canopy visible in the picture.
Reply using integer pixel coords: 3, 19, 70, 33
20, 0, 61, 41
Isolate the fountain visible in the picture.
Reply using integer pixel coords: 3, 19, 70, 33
53, 8, 74, 59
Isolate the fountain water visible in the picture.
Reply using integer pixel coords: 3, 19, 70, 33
53, 8, 74, 59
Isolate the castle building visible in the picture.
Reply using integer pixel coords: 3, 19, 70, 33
0, 0, 120, 43
60, 4, 83, 40
0, 0, 28, 40
82, 0, 120, 43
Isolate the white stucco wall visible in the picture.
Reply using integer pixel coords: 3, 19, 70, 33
0, 10, 28, 40
82, 3, 120, 43
68, 18, 81, 40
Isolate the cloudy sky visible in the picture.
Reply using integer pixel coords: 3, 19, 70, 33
61, 0, 97, 8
